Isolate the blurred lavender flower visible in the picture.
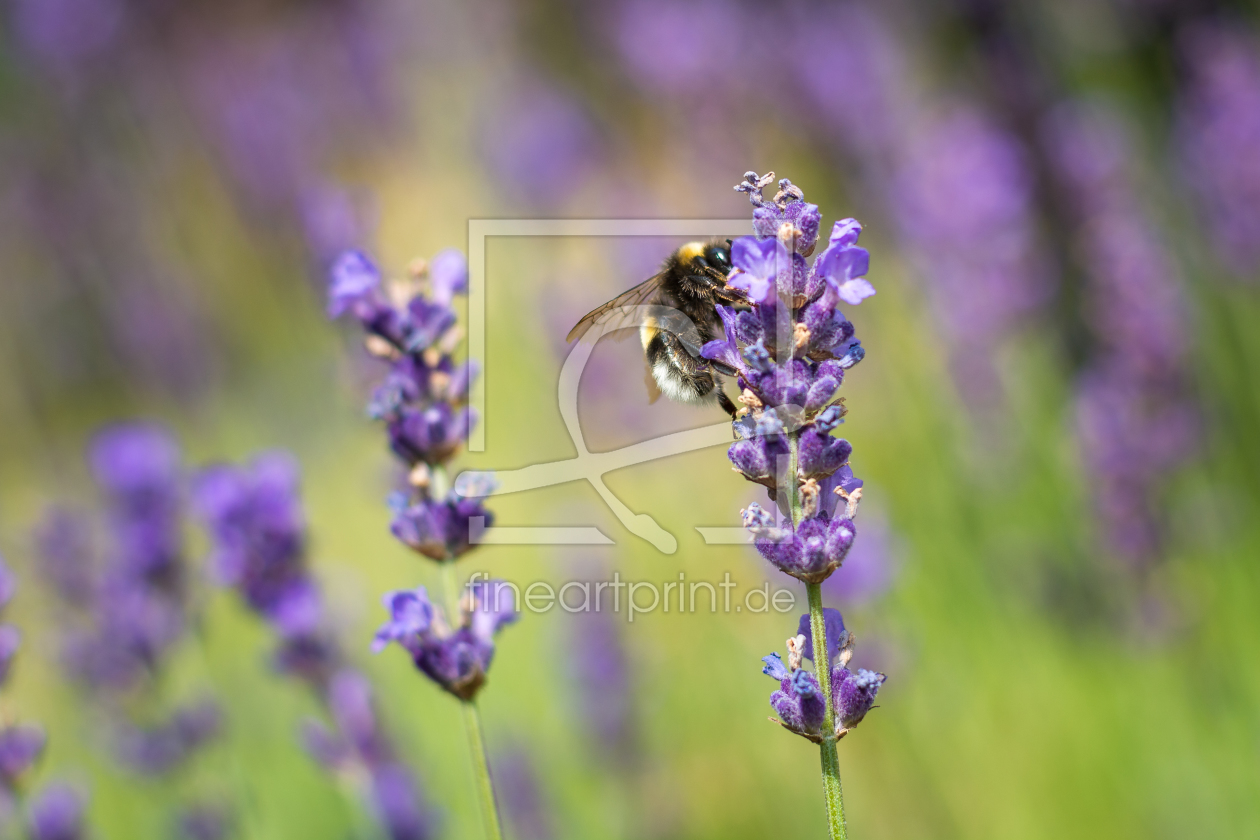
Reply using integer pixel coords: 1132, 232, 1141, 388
373, 582, 518, 701
608, 0, 745, 96
1177, 24, 1260, 277
761, 610, 885, 743
820, 511, 897, 606
0, 554, 46, 815
194, 455, 433, 839
26, 783, 87, 840
1044, 102, 1196, 566
787, 3, 910, 163
893, 107, 1050, 400
37, 423, 192, 692
115, 701, 221, 777
567, 605, 636, 760
177, 804, 229, 840
478, 80, 601, 210
492, 748, 554, 840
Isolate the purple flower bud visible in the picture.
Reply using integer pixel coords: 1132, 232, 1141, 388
390, 495, 492, 561
833, 667, 886, 730
28, 783, 86, 840
372, 588, 435, 654
796, 608, 847, 666
387, 404, 473, 466
328, 250, 383, 318
374, 578, 517, 701
370, 762, 433, 840
0, 557, 16, 611
0, 626, 20, 686
797, 427, 852, 480
89, 423, 181, 499
751, 513, 856, 584
0, 724, 45, 785
428, 249, 469, 306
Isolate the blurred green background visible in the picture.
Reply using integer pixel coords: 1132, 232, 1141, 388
2, 0, 1260, 838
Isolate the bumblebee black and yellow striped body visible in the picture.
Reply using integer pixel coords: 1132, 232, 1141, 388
568, 240, 745, 418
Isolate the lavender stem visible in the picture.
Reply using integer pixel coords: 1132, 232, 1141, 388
790, 431, 849, 840
439, 560, 503, 840
807, 581, 848, 840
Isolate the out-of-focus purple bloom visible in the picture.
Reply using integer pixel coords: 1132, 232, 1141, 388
328, 251, 383, 319
0, 725, 45, 787
373, 581, 518, 701
27, 782, 86, 840
567, 605, 635, 760
821, 512, 897, 605
0, 626, 20, 687
493, 748, 554, 840
115, 701, 222, 776
370, 763, 432, 840
8, 0, 127, 77
893, 107, 1049, 381
478, 81, 601, 209
178, 805, 230, 840
1177, 24, 1260, 276
788, 4, 910, 161
609, 0, 745, 96
195, 454, 433, 839
89, 423, 182, 499
34, 510, 98, 607
194, 452, 314, 630
1044, 102, 1196, 566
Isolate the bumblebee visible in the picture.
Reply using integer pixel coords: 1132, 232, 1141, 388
567, 240, 746, 417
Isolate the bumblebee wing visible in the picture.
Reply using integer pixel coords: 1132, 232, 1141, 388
566, 273, 667, 343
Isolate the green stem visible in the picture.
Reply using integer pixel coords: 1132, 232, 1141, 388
788, 434, 849, 839
439, 561, 503, 840
808, 581, 848, 840
461, 699, 503, 840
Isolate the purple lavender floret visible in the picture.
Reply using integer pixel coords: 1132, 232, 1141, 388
27, 783, 86, 840
1177, 24, 1260, 277
762, 611, 884, 743
373, 581, 518, 701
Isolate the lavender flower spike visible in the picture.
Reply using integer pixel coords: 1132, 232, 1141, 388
328, 246, 508, 840
704, 172, 885, 839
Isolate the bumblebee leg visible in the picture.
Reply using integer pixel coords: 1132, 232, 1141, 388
645, 329, 716, 404
716, 390, 738, 419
